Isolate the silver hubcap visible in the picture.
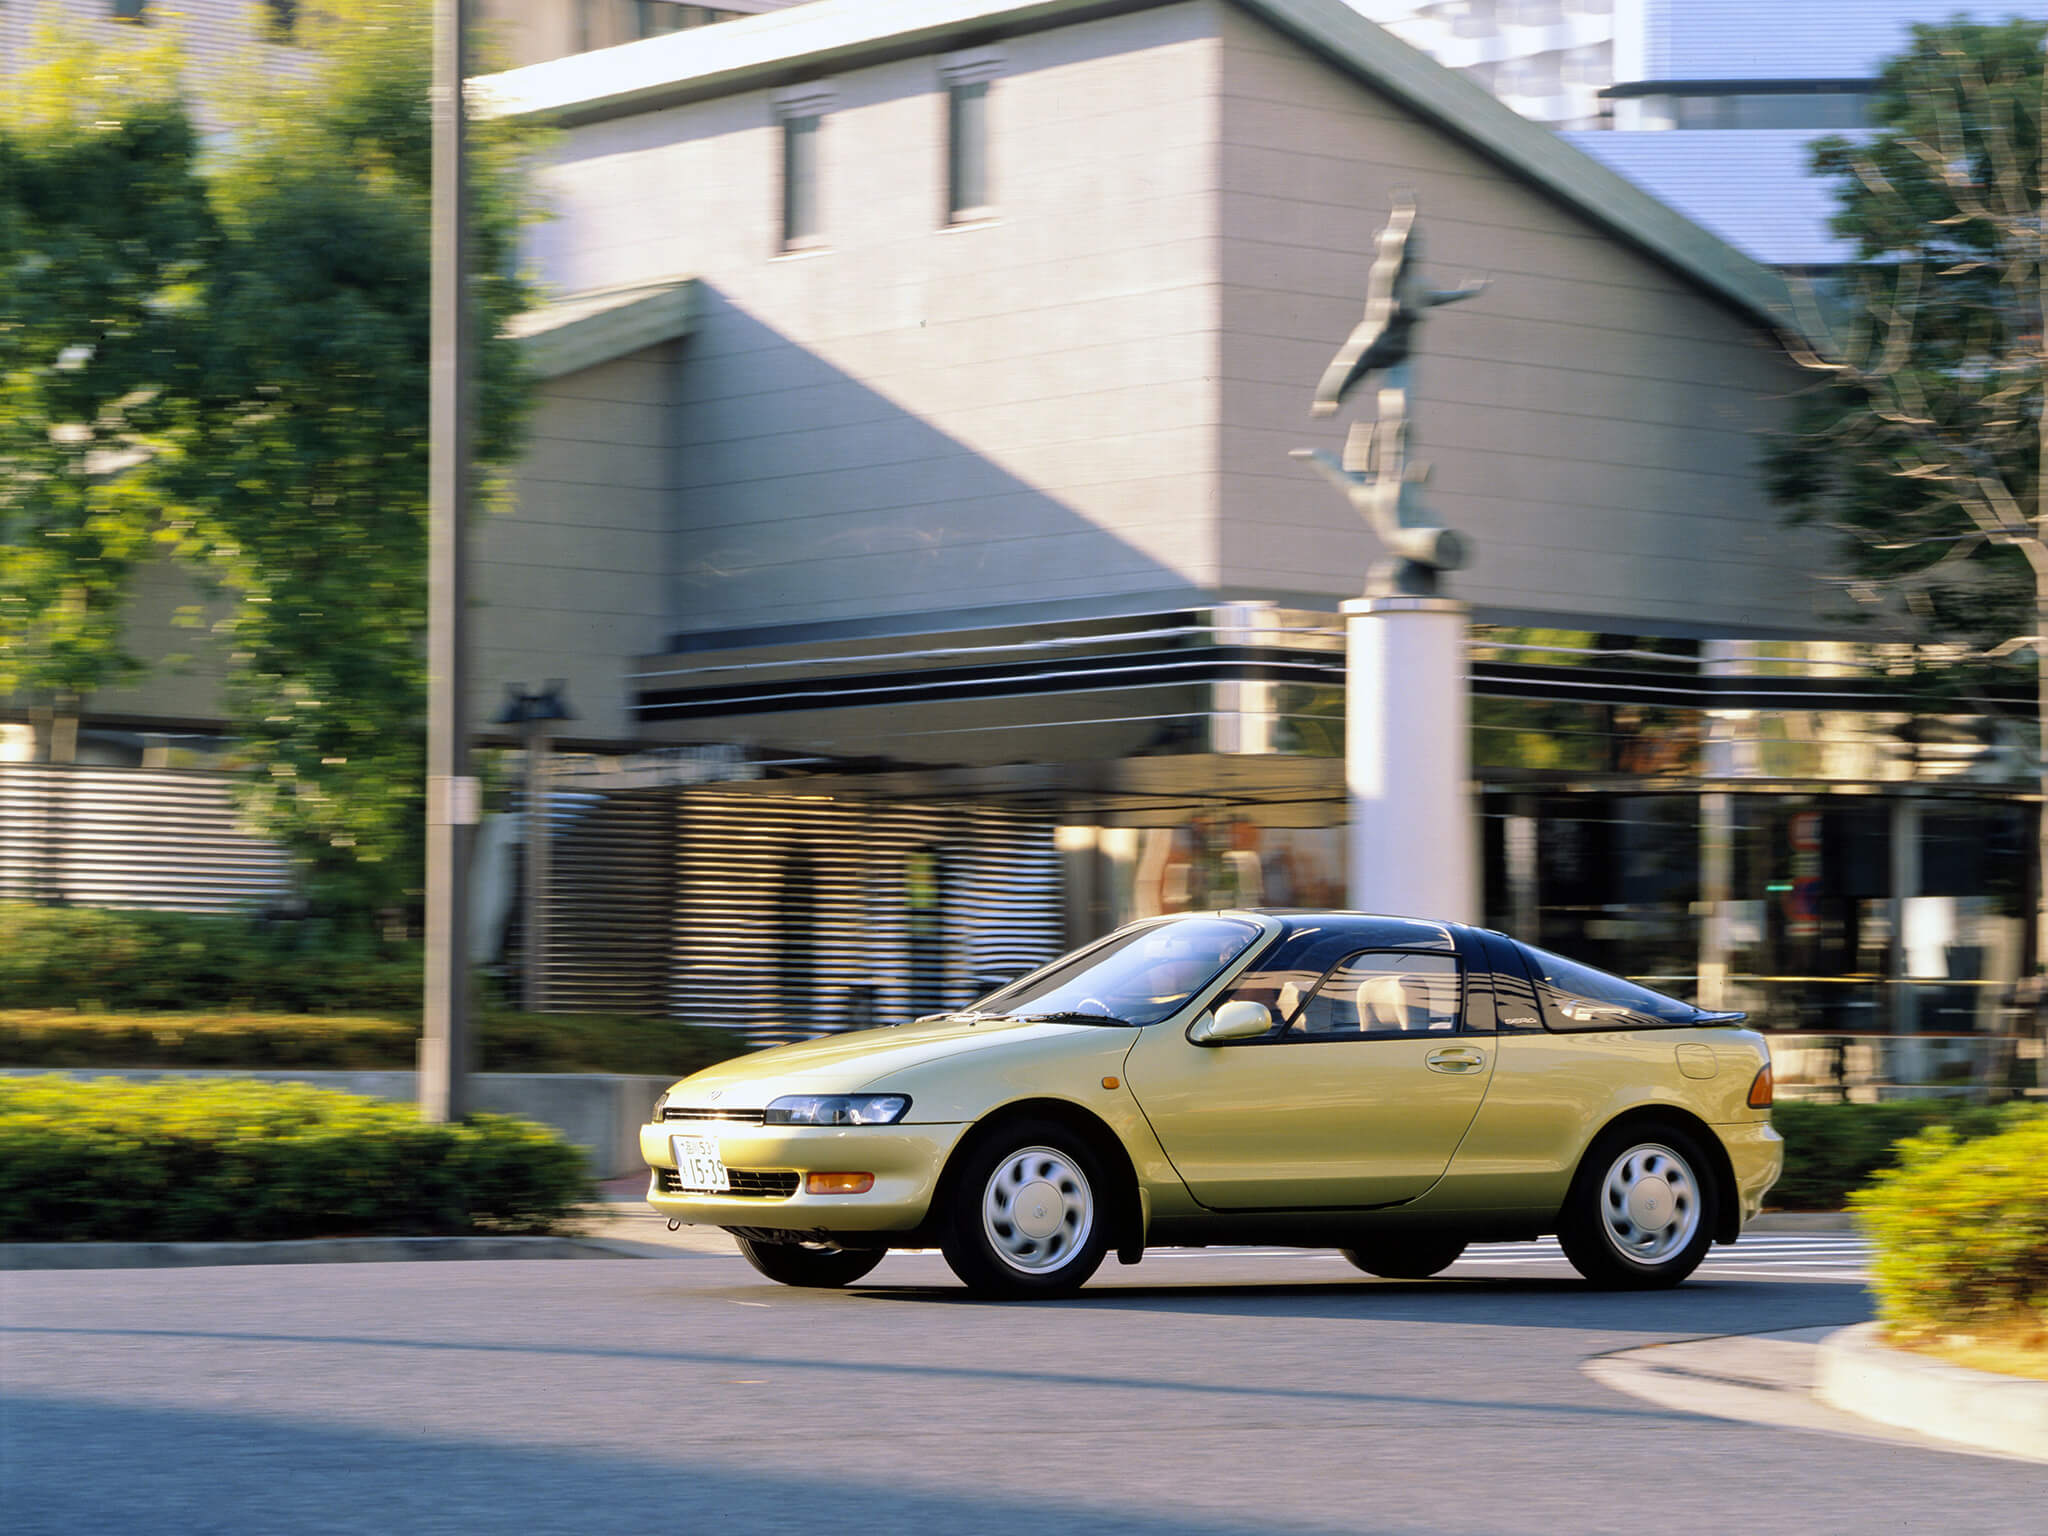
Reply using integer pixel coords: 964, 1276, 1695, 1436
1599, 1142, 1700, 1266
983, 1146, 1093, 1274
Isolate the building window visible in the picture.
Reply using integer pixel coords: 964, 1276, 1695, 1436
773, 84, 834, 252
940, 51, 1004, 226
112, 0, 148, 22
637, 0, 683, 39
782, 115, 820, 245
947, 82, 990, 220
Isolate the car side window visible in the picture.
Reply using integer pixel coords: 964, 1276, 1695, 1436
1287, 951, 1461, 1038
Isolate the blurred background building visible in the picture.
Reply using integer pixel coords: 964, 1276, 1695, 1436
4, 0, 2042, 1093
1349, 0, 2037, 268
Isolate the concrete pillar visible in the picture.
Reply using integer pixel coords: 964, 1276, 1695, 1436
1343, 594, 1474, 922
1699, 791, 1733, 1011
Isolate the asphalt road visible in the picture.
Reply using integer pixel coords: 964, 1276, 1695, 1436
4, 1234, 2042, 1535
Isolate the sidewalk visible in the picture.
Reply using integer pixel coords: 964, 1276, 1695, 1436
1591, 1325, 2048, 1464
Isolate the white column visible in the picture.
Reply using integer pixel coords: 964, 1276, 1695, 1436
1343, 595, 1474, 922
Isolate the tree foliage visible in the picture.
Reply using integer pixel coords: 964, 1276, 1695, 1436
0, 5, 541, 917
161, 3, 541, 916
0, 32, 212, 708
1766, 19, 2045, 688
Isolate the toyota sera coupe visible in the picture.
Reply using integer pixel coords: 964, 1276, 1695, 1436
642, 910, 1782, 1297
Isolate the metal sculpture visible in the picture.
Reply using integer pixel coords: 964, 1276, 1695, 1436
1292, 196, 1486, 595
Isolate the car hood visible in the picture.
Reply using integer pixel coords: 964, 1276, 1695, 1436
663, 1016, 1135, 1105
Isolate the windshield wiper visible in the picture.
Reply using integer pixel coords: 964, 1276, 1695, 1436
1018, 1010, 1138, 1028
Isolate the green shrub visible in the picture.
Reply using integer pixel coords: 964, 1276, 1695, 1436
1852, 1116, 2048, 1336
0, 1076, 592, 1242
0, 902, 420, 1013
1770, 1098, 2044, 1210
0, 1008, 752, 1077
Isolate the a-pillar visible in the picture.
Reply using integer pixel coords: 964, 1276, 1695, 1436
1343, 594, 1475, 922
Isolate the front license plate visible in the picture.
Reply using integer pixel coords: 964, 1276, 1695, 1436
670, 1134, 729, 1193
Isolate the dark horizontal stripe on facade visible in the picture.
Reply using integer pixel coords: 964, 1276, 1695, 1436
631, 648, 2036, 723
1470, 662, 2035, 715
634, 646, 1339, 719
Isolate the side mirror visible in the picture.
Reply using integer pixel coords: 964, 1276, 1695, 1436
1189, 999, 1273, 1044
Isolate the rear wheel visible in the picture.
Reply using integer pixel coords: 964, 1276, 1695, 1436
1339, 1236, 1468, 1279
939, 1120, 1112, 1298
1557, 1123, 1717, 1289
731, 1235, 885, 1288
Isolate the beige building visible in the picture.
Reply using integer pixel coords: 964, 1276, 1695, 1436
483, 0, 1815, 746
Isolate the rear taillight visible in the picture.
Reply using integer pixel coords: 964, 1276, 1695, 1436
1747, 1063, 1774, 1109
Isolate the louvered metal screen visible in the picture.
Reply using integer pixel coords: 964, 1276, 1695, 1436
669, 791, 1063, 1042
0, 763, 291, 912
509, 787, 676, 1015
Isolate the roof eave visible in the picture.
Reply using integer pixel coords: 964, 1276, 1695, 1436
510, 279, 698, 379
1242, 0, 1797, 333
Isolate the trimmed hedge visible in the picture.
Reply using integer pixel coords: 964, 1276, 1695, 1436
0, 1008, 753, 1078
0, 902, 419, 1014
0, 1077, 593, 1242
1769, 1099, 2044, 1211
1853, 1116, 2048, 1335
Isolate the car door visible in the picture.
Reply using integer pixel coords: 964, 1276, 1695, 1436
1122, 943, 1496, 1209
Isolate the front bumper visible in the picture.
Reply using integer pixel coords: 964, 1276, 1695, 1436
1717, 1118, 1785, 1226
639, 1118, 967, 1235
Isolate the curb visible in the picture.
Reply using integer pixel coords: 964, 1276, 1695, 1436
0, 1236, 647, 1271
1748, 1212, 1857, 1232
1816, 1322, 2048, 1462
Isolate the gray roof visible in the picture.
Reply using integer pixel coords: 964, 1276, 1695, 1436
1560, 130, 1856, 268
478, 0, 1796, 332
507, 278, 696, 377
1632, 0, 2046, 83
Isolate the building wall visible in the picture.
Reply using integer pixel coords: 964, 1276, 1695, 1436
0, 0, 309, 131
524, 2, 1229, 637
1214, 5, 1824, 637
74, 558, 236, 728
480, 348, 681, 740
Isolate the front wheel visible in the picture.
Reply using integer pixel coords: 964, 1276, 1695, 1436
939, 1120, 1112, 1298
1556, 1123, 1718, 1289
732, 1235, 885, 1288
1340, 1236, 1468, 1279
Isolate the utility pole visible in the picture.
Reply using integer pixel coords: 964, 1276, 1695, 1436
2036, 56, 2047, 975
421, 0, 475, 1122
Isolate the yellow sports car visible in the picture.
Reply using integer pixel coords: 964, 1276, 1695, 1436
642, 911, 1782, 1296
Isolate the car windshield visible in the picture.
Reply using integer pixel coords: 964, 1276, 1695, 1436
970, 916, 1264, 1026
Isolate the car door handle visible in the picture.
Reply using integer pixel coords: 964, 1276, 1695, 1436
1424, 1047, 1486, 1074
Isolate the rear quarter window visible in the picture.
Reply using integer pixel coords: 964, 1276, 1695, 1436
1519, 943, 1701, 1030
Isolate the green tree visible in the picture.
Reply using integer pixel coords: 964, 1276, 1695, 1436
1765, 18, 2046, 946
0, 33, 212, 758
166, 3, 541, 917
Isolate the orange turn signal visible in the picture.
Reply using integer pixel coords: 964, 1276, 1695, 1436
804, 1172, 875, 1195
1747, 1063, 1774, 1109
1101, 1076, 1120, 1090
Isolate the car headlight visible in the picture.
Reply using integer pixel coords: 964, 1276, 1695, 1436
764, 1094, 911, 1126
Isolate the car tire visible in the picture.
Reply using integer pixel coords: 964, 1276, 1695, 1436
938, 1120, 1112, 1298
1556, 1121, 1718, 1289
1339, 1236, 1468, 1279
732, 1235, 885, 1288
